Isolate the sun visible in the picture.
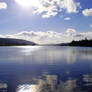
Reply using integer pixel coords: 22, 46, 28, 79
15, 0, 40, 7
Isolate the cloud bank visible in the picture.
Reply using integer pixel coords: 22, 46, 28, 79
0, 29, 92, 44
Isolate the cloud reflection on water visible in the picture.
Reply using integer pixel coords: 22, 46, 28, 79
0, 73, 92, 92
16, 73, 85, 92
0, 82, 7, 92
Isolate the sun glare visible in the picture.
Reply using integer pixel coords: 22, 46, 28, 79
15, 0, 40, 7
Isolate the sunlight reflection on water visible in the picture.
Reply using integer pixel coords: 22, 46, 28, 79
17, 84, 38, 92
18, 46, 41, 56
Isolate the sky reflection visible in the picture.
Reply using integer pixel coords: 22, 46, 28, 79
0, 46, 92, 65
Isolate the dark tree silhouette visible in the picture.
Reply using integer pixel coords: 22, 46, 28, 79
69, 38, 92, 47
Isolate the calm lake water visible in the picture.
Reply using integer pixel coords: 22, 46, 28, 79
0, 46, 92, 92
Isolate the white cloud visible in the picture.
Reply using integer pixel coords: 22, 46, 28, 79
82, 8, 92, 16
58, 0, 81, 13
33, 0, 81, 18
73, 32, 92, 41
64, 17, 71, 20
90, 24, 92, 28
66, 28, 76, 33
33, 0, 58, 18
0, 2, 7, 9
80, 32, 92, 39
42, 11, 58, 18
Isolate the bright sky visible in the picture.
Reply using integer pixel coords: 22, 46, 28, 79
0, 0, 92, 44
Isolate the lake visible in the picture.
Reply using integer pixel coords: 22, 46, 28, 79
0, 46, 92, 92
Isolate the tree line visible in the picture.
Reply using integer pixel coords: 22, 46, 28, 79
69, 38, 92, 47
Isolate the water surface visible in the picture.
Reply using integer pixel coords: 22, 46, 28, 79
0, 46, 92, 92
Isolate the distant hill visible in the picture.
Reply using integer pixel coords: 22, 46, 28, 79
69, 39, 92, 47
39, 43, 69, 46
0, 38, 37, 46
55, 43, 69, 46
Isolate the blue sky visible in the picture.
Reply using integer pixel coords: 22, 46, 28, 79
0, 0, 92, 44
